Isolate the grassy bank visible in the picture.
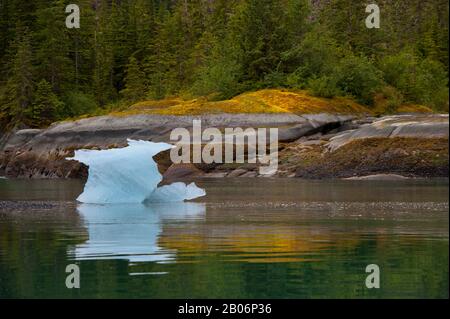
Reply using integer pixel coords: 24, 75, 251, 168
70, 89, 435, 121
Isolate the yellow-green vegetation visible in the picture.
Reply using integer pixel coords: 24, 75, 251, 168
372, 88, 435, 115
111, 89, 371, 116
396, 104, 434, 114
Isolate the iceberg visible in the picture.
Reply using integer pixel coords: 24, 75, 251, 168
67, 139, 206, 204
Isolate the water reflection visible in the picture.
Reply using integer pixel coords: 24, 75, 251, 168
69, 202, 205, 263
0, 178, 448, 298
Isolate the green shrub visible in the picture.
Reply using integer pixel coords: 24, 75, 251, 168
373, 86, 404, 114
332, 55, 383, 105
26, 80, 64, 127
62, 92, 98, 118
263, 71, 287, 88
282, 30, 340, 88
380, 50, 449, 111
191, 58, 243, 100
308, 76, 341, 98
415, 58, 449, 111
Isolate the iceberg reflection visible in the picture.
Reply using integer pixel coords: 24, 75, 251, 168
69, 202, 205, 263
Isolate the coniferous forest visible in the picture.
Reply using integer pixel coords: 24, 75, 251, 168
0, 0, 448, 131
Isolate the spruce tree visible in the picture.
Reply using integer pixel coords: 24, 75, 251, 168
92, 0, 116, 106
121, 56, 147, 102
0, 30, 34, 127
144, 8, 177, 99
230, 0, 288, 83
27, 79, 63, 127
34, 0, 73, 94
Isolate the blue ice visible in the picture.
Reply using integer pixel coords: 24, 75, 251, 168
67, 139, 205, 204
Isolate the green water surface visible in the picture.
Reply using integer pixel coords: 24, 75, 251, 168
0, 178, 448, 299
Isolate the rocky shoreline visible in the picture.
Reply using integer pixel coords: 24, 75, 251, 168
0, 113, 448, 181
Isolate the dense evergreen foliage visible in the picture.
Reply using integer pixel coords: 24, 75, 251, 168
0, 0, 448, 130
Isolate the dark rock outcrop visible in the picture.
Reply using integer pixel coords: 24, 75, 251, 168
327, 114, 449, 151
0, 113, 355, 179
0, 113, 447, 180
162, 163, 205, 183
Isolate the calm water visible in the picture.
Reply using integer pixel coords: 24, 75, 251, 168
0, 178, 448, 299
